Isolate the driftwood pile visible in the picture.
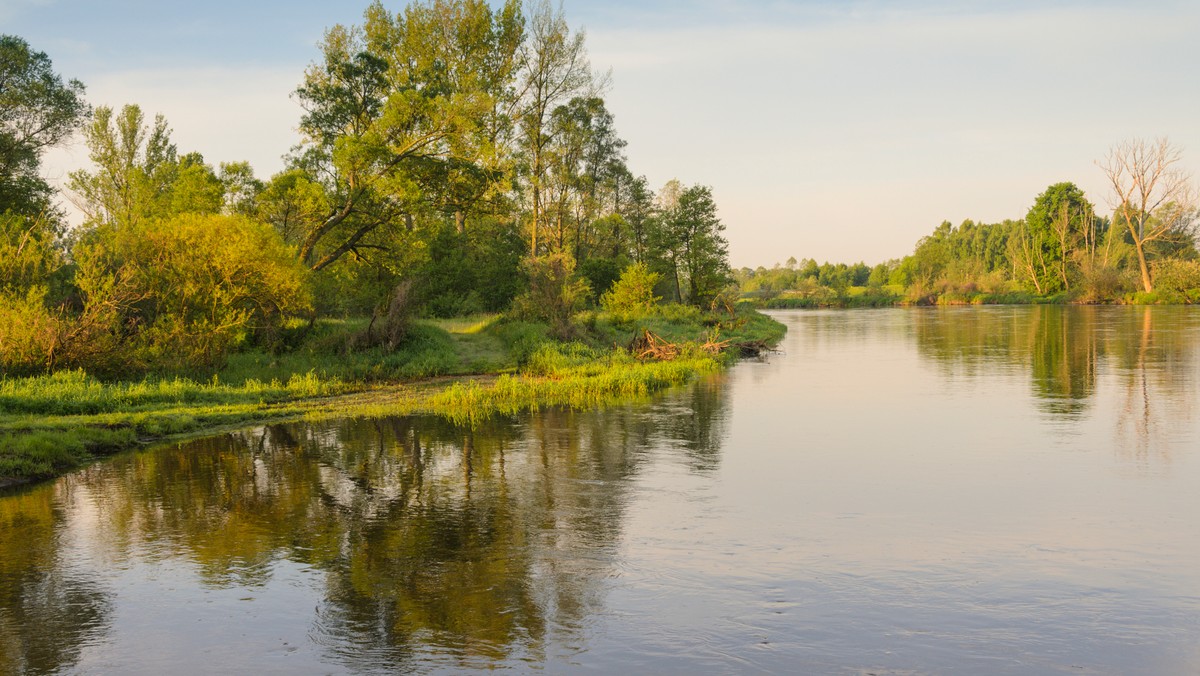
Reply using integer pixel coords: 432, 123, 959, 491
629, 330, 729, 361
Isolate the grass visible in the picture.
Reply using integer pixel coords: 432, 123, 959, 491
1, 306, 786, 486
0, 369, 354, 482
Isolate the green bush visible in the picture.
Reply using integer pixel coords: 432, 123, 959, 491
78, 213, 313, 371
510, 253, 592, 340
601, 262, 661, 322
1152, 259, 1200, 302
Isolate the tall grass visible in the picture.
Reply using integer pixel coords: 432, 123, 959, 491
349, 347, 721, 425
0, 368, 346, 417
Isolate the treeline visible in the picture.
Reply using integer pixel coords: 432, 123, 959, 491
0, 1, 735, 377
740, 160, 1200, 306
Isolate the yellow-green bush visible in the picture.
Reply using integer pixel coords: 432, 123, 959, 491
79, 213, 313, 370
601, 262, 661, 322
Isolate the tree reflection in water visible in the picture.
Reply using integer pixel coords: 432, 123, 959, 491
912, 305, 1199, 459
0, 484, 113, 675
0, 378, 730, 673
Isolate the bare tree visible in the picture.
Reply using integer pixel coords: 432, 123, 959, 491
1098, 138, 1198, 292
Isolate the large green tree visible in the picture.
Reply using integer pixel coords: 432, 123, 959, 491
67, 105, 229, 228
1020, 182, 1096, 293
292, 0, 524, 272
651, 183, 731, 306
515, 0, 595, 256
0, 35, 89, 218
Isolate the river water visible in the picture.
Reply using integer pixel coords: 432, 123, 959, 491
2, 307, 1199, 674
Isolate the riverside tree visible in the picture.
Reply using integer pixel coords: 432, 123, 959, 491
0, 35, 89, 218
292, 0, 524, 272
1099, 138, 1198, 292
1019, 182, 1096, 293
515, 0, 596, 256
651, 183, 731, 306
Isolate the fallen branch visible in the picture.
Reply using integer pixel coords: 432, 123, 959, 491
629, 330, 729, 361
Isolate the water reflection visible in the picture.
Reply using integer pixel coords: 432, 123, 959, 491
913, 306, 1199, 455
0, 485, 112, 675
0, 383, 730, 673
3, 308, 1200, 673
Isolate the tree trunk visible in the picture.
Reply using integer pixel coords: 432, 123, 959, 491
531, 184, 540, 255
1134, 239, 1153, 292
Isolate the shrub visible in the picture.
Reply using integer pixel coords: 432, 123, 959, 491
510, 253, 592, 340
77, 213, 313, 371
601, 262, 661, 322
1152, 259, 1200, 302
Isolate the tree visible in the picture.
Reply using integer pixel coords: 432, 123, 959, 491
219, 161, 263, 216
293, 0, 524, 272
0, 35, 89, 218
68, 105, 236, 229
511, 251, 590, 338
541, 96, 627, 259
67, 104, 178, 228
625, 175, 655, 263
515, 0, 596, 256
652, 183, 731, 306
1099, 138, 1198, 292
1022, 182, 1096, 292
600, 261, 660, 321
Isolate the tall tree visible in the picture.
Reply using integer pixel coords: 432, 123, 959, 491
1023, 182, 1096, 292
0, 35, 89, 218
293, 0, 524, 272
67, 104, 178, 228
1098, 138, 1198, 292
651, 182, 731, 306
515, 0, 595, 256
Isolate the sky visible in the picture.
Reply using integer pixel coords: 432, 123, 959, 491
5, 0, 1200, 267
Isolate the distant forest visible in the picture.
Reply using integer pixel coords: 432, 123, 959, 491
739, 146, 1200, 307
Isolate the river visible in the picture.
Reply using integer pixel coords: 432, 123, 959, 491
2, 306, 1199, 674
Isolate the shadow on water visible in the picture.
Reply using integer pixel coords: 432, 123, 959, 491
0, 376, 730, 674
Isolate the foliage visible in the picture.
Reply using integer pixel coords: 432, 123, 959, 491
416, 218, 525, 317
510, 253, 592, 339
0, 212, 62, 296
601, 261, 661, 321
651, 183, 731, 306
1016, 182, 1098, 294
73, 214, 312, 372
0, 34, 89, 218
68, 104, 203, 228
1100, 138, 1199, 292
292, 0, 524, 272
1150, 258, 1200, 302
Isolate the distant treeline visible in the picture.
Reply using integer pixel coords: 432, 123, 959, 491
739, 164, 1200, 307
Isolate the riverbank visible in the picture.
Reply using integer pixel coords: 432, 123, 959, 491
0, 306, 785, 486
749, 286, 1199, 309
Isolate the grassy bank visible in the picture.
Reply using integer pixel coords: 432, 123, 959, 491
1, 306, 784, 485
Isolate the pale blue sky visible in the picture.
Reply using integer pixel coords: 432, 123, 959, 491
6, 0, 1199, 266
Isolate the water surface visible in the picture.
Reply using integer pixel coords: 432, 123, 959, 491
3, 306, 1200, 674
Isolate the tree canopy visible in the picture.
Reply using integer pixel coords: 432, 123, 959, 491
0, 34, 89, 218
